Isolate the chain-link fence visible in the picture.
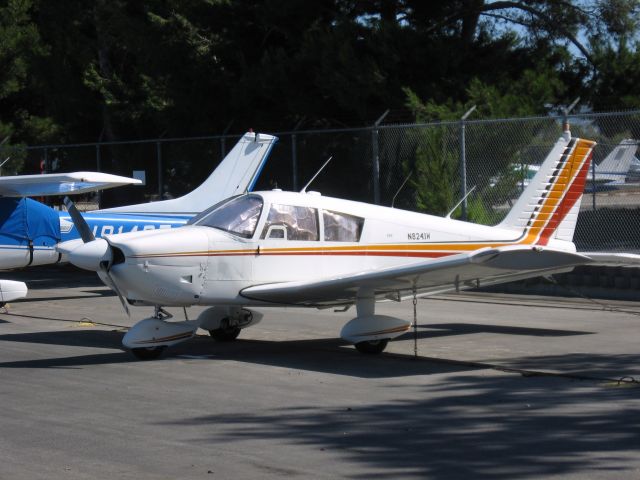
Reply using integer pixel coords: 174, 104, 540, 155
2, 111, 640, 252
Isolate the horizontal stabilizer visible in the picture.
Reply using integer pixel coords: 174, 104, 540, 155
580, 252, 640, 265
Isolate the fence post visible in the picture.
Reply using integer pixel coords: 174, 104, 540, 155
291, 133, 298, 191
220, 120, 234, 161
96, 144, 102, 207
459, 106, 476, 220
371, 110, 389, 204
591, 151, 597, 211
291, 118, 305, 191
156, 141, 162, 198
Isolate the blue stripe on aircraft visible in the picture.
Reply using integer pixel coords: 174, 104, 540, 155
58, 211, 190, 242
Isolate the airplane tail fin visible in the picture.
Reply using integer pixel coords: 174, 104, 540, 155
498, 132, 596, 246
593, 139, 637, 183
101, 132, 277, 216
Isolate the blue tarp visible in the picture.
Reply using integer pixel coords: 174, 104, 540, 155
0, 197, 61, 247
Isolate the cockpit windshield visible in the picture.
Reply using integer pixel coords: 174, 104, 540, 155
191, 195, 263, 238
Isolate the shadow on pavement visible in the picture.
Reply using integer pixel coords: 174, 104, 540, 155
161, 373, 640, 479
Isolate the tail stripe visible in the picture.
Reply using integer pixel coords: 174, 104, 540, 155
520, 138, 594, 245
536, 148, 592, 245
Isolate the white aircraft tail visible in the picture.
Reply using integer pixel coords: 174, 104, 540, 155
498, 133, 596, 246
593, 139, 637, 183
101, 132, 277, 216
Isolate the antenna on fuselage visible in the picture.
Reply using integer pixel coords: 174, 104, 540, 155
445, 185, 476, 219
391, 172, 412, 208
300, 156, 332, 193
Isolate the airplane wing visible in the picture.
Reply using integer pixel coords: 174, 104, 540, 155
0, 171, 141, 197
240, 246, 593, 307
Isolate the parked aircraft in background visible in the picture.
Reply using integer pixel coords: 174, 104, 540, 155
63, 130, 638, 360
512, 139, 639, 191
587, 138, 639, 189
0, 132, 277, 273
0, 171, 141, 305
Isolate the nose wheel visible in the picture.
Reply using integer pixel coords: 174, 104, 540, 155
131, 346, 166, 360
208, 319, 241, 342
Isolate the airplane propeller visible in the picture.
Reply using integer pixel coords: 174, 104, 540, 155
63, 196, 130, 316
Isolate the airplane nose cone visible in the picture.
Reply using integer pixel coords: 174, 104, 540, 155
67, 238, 112, 271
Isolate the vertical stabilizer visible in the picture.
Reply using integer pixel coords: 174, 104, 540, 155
101, 132, 277, 215
498, 134, 596, 245
593, 139, 638, 184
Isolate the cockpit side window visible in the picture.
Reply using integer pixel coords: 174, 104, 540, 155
195, 195, 263, 238
323, 210, 364, 242
260, 204, 319, 241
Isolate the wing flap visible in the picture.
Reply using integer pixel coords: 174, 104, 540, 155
240, 246, 593, 306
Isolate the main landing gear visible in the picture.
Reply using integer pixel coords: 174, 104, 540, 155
354, 339, 389, 355
341, 292, 411, 355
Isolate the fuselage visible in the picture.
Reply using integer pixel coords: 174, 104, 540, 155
104, 190, 577, 307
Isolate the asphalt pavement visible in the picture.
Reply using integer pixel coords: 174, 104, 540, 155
1, 266, 639, 479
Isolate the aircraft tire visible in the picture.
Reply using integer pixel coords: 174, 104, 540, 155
355, 339, 388, 354
131, 346, 166, 360
209, 326, 241, 342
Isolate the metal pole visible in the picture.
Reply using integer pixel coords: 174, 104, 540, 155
220, 119, 234, 161
592, 151, 597, 211
372, 109, 389, 205
96, 144, 102, 207
291, 118, 304, 192
459, 106, 476, 220
156, 141, 162, 198
292, 133, 298, 191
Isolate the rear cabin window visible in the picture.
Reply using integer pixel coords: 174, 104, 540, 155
261, 204, 319, 241
323, 210, 364, 242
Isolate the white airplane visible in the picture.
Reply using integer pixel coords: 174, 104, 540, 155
1, 132, 277, 304
0, 171, 142, 306
593, 139, 638, 184
61, 130, 638, 360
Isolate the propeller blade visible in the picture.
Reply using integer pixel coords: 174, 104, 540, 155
63, 196, 95, 243
98, 269, 130, 317
64, 196, 129, 317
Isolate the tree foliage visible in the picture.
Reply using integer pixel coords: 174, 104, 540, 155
0, 0, 638, 169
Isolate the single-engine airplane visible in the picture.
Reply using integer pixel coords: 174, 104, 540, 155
62, 129, 637, 360
1, 132, 276, 273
